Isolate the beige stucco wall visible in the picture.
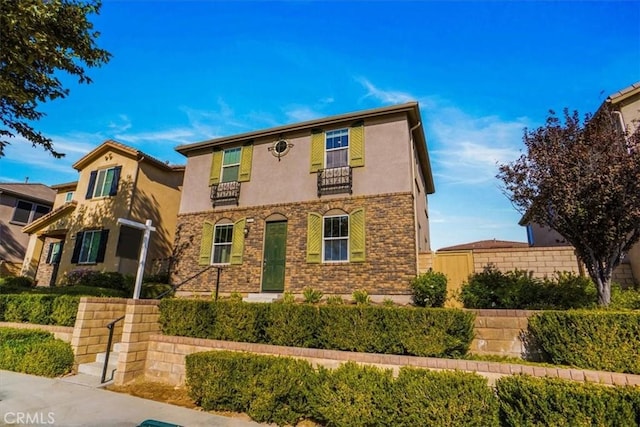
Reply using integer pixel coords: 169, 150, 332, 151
179, 113, 416, 214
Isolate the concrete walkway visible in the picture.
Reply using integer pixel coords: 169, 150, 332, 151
0, 370, 261, 427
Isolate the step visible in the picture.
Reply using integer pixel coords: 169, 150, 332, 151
243, 293, 282, 303
96, 350, 120, 364
77, 360, 117, 379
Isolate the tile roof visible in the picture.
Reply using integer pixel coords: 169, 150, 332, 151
0, 183, 55, 204
438, 239, 529, 252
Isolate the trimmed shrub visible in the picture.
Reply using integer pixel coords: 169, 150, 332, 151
0, 327, 74, 377
0, 276, 35, 293
0, 294, 79, 326
159, 299, 474, 358
460, 265, 597, 309
525, 311, 640, 374
351, 289, 370, 305
186, 351, 317, 426
410, 270, 447, 307
61, 269, 127, 291
395, 367, 500, 426
496, 375, 640, 427
315, 362, 396, 426
611, 284, 640, 310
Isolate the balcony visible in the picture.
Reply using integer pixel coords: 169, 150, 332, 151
211, 181, 241, 207
317, 166, 352, 197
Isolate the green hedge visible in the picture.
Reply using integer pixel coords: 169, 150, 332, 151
525, 311, 640, 374
496, 375, 640, 427
160, 300, 474, 358
186, 351, 499, 426
0, 294, 79, 326
0, 327, 74, 377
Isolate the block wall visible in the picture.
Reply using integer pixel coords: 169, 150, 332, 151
70, 297, 127, 365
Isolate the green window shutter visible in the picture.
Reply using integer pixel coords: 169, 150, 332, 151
350, 208, 365, 262
209, 149, 223, 186
350, 123, 365, 167
310, 130, 325, 172
306, 212, 322, 263
238, 144, 253, 182
230, 218, 246, 265
199, 221, 214, 265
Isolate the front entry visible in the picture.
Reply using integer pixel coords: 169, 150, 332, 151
261, 221, 287, 292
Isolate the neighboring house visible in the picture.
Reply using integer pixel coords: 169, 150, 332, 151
21, 140, 184, 286
173, 102, 435, 300
520, 81, 640, 285
0, 183, 55, 276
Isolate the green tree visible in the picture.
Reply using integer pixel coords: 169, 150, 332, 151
0, 0, 111, 158
498, 107, 640, 306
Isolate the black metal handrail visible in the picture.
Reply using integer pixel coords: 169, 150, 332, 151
211, 181, 241, 206
101, 315, 125, 384
317, 166, 352, 197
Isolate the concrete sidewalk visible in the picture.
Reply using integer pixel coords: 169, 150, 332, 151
0, 370, 261, 427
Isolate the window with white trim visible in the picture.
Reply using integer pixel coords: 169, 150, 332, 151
323, 215, 349, 261
221, 147, 241, 183
11, 200, 50, 224
65, 191, 74, 202
325, 129, 349, 168
212, 224, 233, 264
78, 230, 103, 264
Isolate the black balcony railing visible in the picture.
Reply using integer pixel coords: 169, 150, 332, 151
211, 181, 241, 206
317, 166, 352, 197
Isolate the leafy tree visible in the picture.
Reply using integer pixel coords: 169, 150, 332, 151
498, 107, 640, 306
0, 0, 111, 158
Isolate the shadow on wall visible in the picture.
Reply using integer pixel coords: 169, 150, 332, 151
0, 222, 26, 262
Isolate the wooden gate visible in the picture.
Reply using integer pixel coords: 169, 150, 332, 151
432, 251, 474, 308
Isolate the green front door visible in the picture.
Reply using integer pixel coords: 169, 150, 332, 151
262, 221, 287, 292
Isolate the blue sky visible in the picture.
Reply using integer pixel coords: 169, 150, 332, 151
2, 1, 639, 250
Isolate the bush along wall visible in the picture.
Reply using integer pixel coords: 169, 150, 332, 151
160, 299, 474, 358
496, 375, 640, 427
0, 327, 74, 377
0, 294, 80, 326
524, 310, 640, 374
186, 351, 500, 427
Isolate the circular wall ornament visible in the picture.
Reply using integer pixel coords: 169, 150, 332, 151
269, 139, 293, 161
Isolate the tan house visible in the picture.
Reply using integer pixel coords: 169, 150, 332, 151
520, 81, 640, 285
0, 183, 55, 276
173, 102, 435, 301
21, 140, 184, 286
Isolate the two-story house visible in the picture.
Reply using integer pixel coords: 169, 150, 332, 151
21, 140, 184, 286
173, 102, 435, 301
0, 183, 55, 276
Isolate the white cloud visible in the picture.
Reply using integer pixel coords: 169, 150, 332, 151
358, 77, 416, 104
284, 106, 323, 122
108, 115, 132, 134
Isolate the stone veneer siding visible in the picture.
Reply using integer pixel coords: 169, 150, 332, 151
173, 192, 418, 296
34, 236, 57, 286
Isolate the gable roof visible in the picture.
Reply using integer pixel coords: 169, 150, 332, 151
73, 140, 184, 172
175, 102, 435, 194
50, 181, 78, 192
0, 183, 55, 205
438, 239, 529, 252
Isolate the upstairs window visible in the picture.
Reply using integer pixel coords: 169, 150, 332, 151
209, 144, 254, 186
221, 148, 241, 183
65, 191, 74, 202
86, 166, 122, 199
11, 200, 50, 224
325, 129, 349, 168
